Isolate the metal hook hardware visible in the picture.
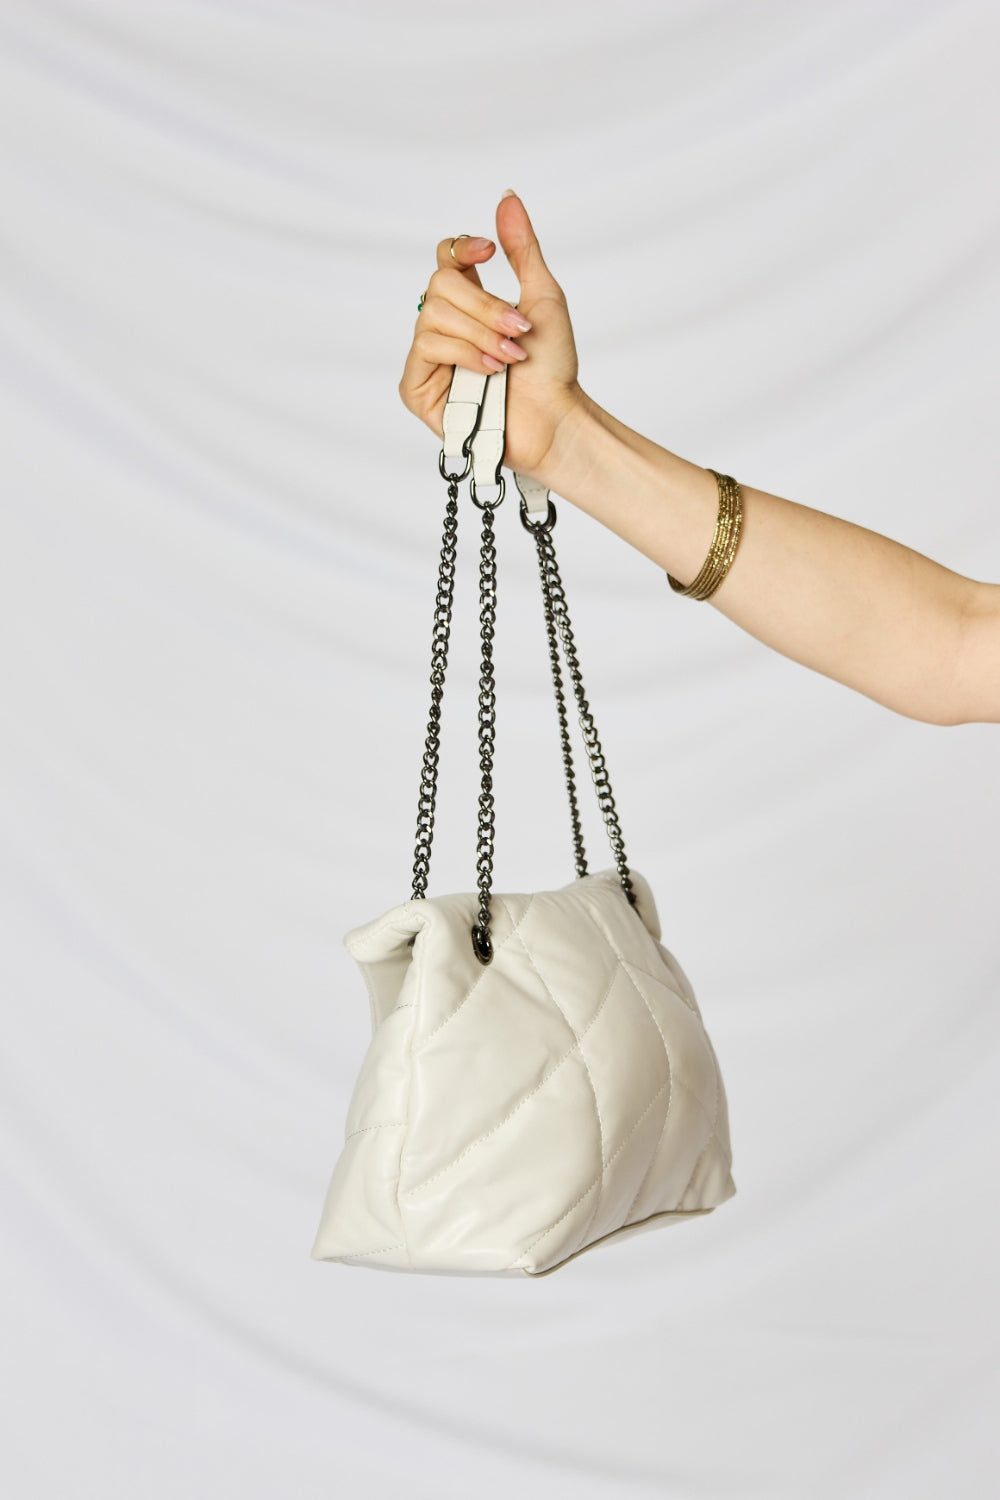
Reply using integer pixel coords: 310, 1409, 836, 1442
519, 496, 557, 533
471, 924, 494, 965
439, 447, 472, 484
470, 473, 506, 510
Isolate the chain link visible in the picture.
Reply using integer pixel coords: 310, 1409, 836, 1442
471, 506, 499, 962
410, 481, 460, 899
530, 525, 588, 880
532, 523, 636, 907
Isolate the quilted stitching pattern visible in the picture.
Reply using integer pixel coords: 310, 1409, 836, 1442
398, 960, 619, 1199
511, 927, 608, 1259
310, 869, 735, 1276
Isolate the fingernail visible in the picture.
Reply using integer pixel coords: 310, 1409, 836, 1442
499, 309, 532, 335
482, 354, 505, 372
501, 188, 517, 199
499, 339, 527, 360
466, 236, 493, 252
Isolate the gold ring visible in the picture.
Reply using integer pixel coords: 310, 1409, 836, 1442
417, 290, 427, 311
449, 234, 471, 264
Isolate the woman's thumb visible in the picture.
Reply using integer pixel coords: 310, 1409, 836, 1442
496, 191, 560, 300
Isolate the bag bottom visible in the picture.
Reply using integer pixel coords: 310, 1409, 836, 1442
311, 1204, 721, 1279
525, 1205, 717, 1277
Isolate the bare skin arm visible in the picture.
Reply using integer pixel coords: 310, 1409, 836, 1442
400, 193, 1000, 727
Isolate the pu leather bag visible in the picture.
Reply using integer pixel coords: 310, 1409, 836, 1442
310, 365, 736, 1277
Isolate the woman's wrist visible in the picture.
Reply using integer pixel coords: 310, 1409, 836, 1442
536, 387, 603, 496
538, 389, 722, 586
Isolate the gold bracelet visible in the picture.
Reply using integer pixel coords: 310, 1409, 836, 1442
667, 470, 744, 601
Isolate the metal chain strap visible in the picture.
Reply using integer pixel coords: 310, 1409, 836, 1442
529, 524, 588, 881
471, 505, 499, 963
410, 432, 635, 963
410, 481, 460, 899
530, 517, 637, 908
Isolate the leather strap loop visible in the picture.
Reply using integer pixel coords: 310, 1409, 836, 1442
473, 366, 507, 491
441, 366, 551, 515
512, 471, 550, 518
441, 366, 486, 474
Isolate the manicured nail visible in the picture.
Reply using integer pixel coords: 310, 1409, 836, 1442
482, 354, 505, 372
501, 188, 517, 199
499, 339, 527, 360
465, 236, 493, 252
499, 308, 532, 335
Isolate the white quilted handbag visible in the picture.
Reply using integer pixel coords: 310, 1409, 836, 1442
310, 365, 736, 1277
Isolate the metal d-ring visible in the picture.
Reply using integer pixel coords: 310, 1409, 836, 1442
438, 447, 472, 483
470, 473, 506, 510
519, 496, 557, 533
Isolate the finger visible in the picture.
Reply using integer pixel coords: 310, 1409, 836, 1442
420, 292, 529, 368
422, 268, 533, 338
401, 328, 512, 400
495, 192, 562, 301
435, 234, 495, 286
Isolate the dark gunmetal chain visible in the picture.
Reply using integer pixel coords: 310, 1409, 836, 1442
533, 525, 636, 907
412, 455, 629, 954
471, 505, 499, 963
410, 481, 460, 899
529, 523, 588, 880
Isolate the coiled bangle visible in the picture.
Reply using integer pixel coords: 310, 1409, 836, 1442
667, 470, 744, 601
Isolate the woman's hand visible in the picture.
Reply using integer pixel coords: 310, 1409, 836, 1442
398, 192, 587, 484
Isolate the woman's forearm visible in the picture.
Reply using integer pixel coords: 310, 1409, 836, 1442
545, 392, 997, 727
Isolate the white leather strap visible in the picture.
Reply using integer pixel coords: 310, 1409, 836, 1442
473, 366, 506, 491
512, 471, 550, 518
441, 365, 551, 518
441, 366, 487, 473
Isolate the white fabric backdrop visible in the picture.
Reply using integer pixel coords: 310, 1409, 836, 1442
1, 2, 998, 1495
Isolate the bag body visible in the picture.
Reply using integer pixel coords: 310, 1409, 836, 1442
310, 363, 736, 1276
311, 868, 735, 1277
